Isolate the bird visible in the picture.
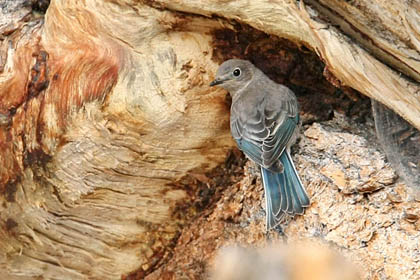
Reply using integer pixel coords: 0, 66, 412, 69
210, 59, 310, 229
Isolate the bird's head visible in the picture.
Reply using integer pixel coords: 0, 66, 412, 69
210, 59, 255, 94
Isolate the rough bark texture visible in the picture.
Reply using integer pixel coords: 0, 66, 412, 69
0, 1, 419, 279
144, 114, 420, 280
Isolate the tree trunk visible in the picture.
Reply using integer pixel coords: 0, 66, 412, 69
0, 1, 419, 279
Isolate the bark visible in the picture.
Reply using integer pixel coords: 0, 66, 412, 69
0, 0, 419, 279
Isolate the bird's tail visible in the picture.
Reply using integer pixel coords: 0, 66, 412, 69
260, 151, 310, 229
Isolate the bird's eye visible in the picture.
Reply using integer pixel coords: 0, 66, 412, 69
233, 68, 241, 77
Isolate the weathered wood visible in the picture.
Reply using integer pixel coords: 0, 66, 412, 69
1, 1, 234, 279
152, 0, 420, 130
1, 0, 419, 279
145, 116, 420, 280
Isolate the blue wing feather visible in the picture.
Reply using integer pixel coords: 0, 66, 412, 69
234, 115, 299, 169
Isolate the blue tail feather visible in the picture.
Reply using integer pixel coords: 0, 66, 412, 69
260, 151, 309, 229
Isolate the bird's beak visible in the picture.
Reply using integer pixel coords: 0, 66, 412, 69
209, 78, 224, 86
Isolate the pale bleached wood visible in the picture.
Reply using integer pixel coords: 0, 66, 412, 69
151, 0, 420, 130
1, 0, 420, 279
0, 1, 234, 279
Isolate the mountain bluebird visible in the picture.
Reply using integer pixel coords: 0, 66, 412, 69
210, 59, 310, 229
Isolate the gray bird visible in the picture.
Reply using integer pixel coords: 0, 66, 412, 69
210, 59, 310, 229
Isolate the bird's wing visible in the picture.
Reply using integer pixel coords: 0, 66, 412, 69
231, 84, 299, 169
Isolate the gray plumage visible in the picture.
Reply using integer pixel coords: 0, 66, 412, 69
210, 59, 310, 229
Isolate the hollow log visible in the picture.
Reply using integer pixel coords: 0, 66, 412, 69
0, 0, 419, 279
